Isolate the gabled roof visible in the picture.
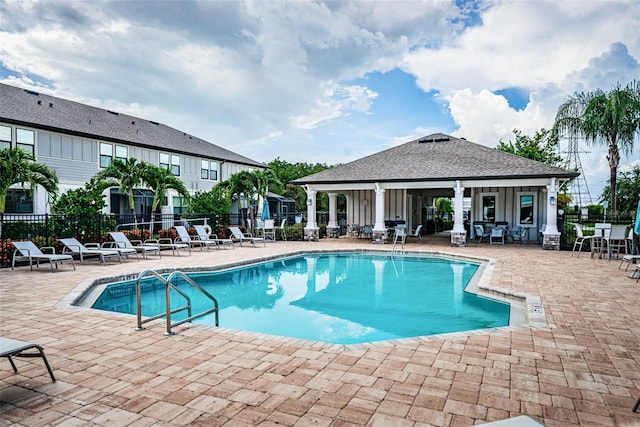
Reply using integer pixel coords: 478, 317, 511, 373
0, 83, 266, 168
292, 133, 578, 184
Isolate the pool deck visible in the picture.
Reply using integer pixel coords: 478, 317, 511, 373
1, 235, 639, 426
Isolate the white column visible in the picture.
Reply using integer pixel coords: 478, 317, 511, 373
545, 178, 559, 234
373, 184, 386, 232
327, 192, 338, 228
453, 180, 465, 232
305, 187, 318, 229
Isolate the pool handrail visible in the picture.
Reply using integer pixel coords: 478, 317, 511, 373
135, 269, 219, 335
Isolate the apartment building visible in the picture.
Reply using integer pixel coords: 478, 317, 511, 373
0, 83, 266, 217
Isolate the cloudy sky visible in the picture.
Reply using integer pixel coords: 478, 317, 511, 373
1, 0, 639, 203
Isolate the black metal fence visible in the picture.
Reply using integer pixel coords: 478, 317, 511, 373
1, 210, 633, 250
558, 212, 635, 250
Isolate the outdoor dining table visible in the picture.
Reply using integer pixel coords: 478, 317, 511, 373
589, 223, 611, 259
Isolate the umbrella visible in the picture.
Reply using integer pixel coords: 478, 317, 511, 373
635, 198, 640, 236
261, 198, 271, 221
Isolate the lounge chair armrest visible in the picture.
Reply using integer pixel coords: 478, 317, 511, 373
85, 242, 101, 249
101, 241, 117, 249
41, 246, 56, 254
157, 238, 173, 244
144, 239, 160, 245
130, 239, 144, 246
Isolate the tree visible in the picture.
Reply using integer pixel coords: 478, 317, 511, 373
217, 169, 282, 231
268, 158, 336, 210
495, 128, 563, 166
553, 79, 640, 214
96, 158, 146, 220
142, 164, 190, 214
51, 176, 108, 217
600, 165, 640, 215
0, 147, 58, 239
188, 185, 232, 217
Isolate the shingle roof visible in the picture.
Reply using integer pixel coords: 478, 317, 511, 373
292, 133, 578, 184
0, 83, 266, 168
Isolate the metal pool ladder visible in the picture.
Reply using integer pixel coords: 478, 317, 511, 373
134, 269, 219, 335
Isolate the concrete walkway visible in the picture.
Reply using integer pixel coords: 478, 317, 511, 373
1, 235, 639, 426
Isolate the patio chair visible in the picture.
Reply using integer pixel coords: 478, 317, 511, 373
59, 238, 121, 264
277, 218, 287, 241
1, 336, 55, 382
572, 224, 595, 257
262, 219, 276, 242
604, 224, 629, 260
473, 224, 490, 243
360, 225, 373, 239
406, 224, 423, 242
11, 241, 76, 272
108, 232, 162, 259
228, 226, 265, 247
194, 225, 234, 249
174, 225, 215, 251
489, 227, 505, 245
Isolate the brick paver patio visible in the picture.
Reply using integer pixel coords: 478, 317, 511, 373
1, 235, 639, 426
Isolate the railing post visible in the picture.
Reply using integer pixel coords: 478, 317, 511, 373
45, 213, 50, 246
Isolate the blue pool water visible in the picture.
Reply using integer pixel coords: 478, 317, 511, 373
91, 252, 509, 344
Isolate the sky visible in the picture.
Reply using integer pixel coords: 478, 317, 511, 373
1, 0, 639, 204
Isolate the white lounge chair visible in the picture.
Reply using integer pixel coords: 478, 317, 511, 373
11, 241, 75, 272
108, 232, 161, 259
174, 225, 215, 251
59, 237, 121, 264
194, 225, 234, 249
1, 337, 55, 382
143, 237, 191, 256
228, 226, 265, 247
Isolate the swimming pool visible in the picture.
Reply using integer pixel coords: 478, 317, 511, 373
89, 252, 511, 344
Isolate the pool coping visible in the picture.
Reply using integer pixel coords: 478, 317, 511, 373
58, 248, 548, 350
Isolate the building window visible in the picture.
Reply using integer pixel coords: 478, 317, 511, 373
160, 153, 180, 175
100, 143, 113, 167
173, 196, 188, 214
159, 153, 170, 170
170, 154, 180, 176
482, 194, 496, 222
16, 128, 34, 156
0, 125, 11, 150
115, 145, 128, 161
6, 189, 33, 213
201, 160, 218, 180
159, 153, 180, 175
517, 193, 536, 226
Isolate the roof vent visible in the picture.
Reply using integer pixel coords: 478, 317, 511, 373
37, 100, 42, 105
131, 121, 135, 125
24, 89, 39, 96
419, 136, 450, 143
49, 102, 53, 108
107, 110, 119, 115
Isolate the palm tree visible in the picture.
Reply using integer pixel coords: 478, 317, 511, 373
142, 163, 190, 234
96, 158, 146, 221
217, 169, 282, 232
553, 79, 640, 214
0, 147, 59, 239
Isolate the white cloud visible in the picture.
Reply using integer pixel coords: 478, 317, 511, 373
0, 0, 638, 198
